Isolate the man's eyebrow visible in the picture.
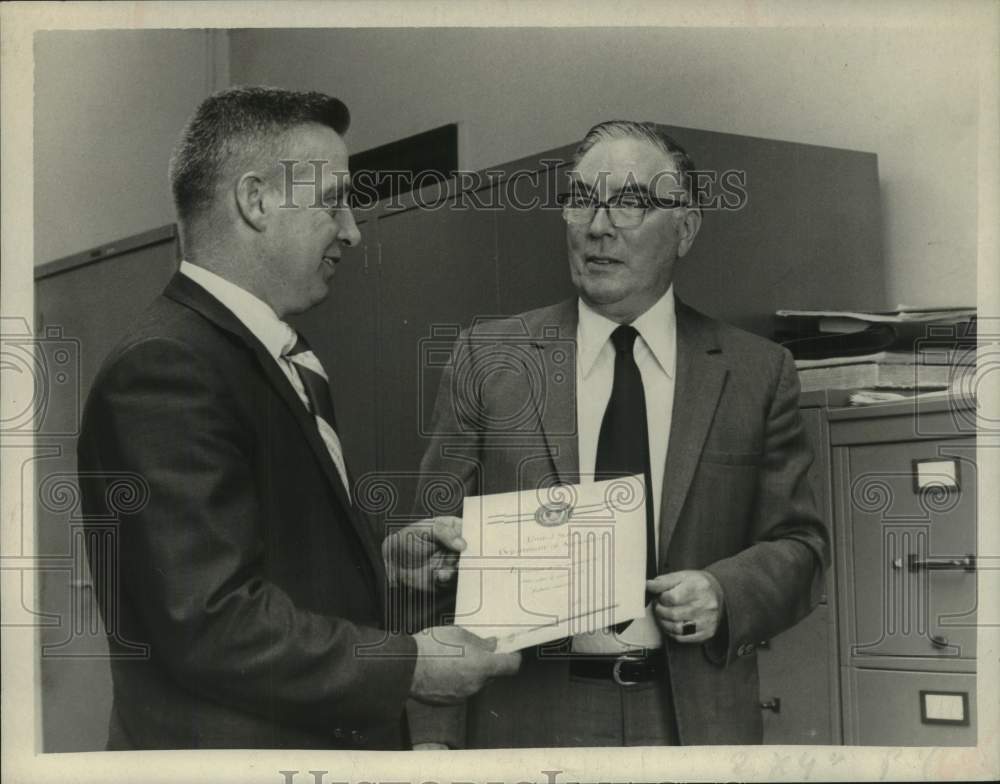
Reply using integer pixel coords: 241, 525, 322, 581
565, 181, 654, 196
615, 183, 653, 195
566, 179, 605, 194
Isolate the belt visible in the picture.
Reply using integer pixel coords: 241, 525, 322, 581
568, 652, 663, 686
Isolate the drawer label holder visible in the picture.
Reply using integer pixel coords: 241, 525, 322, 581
919, 690, 970, 726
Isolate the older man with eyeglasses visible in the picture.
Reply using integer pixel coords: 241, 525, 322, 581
407, 120, 829, 748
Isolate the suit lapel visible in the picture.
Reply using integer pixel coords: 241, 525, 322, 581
163, 274, 385, 590
657, 300, 728, 563
242, 333, 386, 591
529, 300, 580, 486
514, 296, 727, 567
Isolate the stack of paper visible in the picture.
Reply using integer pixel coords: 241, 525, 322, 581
774, 306, 977, 361
794, 347, 977, 393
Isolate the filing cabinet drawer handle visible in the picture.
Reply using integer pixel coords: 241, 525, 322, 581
930, 633, 950, 648
759, 697, 781, 713
907, 554, 976, 572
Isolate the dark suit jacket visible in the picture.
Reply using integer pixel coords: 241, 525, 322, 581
77, 273, 416, 750
408, 297, 829, 746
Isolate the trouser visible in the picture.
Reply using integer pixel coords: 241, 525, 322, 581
466, 647, 679, 748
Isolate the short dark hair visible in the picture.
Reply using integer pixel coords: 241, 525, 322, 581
572, 120, 698, 204
168, 85, 350, 224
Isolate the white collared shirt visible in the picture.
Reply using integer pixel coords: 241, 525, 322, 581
180, 260, 299, 375
572, 286, 677, 652
178, 261, 351, 497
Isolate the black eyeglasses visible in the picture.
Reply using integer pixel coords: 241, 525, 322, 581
557, 190, 689, 229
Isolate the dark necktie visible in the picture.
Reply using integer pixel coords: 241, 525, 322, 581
595, 324, 657, 630
283, 333, 352, 500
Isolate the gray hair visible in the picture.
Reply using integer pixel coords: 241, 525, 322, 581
572, 120, 698, 203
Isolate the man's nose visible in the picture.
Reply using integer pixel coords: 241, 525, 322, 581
587, 205, 616, 238
338, 208, 362, 248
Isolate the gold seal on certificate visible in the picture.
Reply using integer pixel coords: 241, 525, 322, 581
534, 500, 573, 527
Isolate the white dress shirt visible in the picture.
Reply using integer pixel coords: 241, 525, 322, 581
572, 286, 677, 653
178, 261, 352, 497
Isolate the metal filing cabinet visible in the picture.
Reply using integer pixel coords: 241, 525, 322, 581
830, 395, 977, 746
756, 403, 840, 744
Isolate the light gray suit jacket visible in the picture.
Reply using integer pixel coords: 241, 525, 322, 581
408, 297, 829, 746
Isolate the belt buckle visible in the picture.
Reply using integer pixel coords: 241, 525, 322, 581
612, 653, 642, 686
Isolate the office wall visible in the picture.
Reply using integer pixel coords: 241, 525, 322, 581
33, 29, 228, 265
34, 27, 980, 309
229, 27, 980, 309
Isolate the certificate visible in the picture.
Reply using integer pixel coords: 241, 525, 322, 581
453, 475, 648, 652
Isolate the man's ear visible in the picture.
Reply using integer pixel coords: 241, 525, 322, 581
676, 207, 702, 258
234, 172, 271, 231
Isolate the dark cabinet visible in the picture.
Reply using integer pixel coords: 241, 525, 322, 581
496, 149, 577, 314
373, 196, 498, 523
756, 401, 839, 744
757, 604, 835, 744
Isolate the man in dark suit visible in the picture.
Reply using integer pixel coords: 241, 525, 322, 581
76, 86, 518, 751
408, 120, 829, 748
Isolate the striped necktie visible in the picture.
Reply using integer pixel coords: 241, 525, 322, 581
282, 334, 352, 502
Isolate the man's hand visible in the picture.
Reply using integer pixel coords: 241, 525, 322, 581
383, 516, 465, 592
647, 570, 725, 644
409, 626, 521, 705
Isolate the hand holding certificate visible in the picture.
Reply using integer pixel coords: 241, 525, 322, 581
453, 475, 648, 652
